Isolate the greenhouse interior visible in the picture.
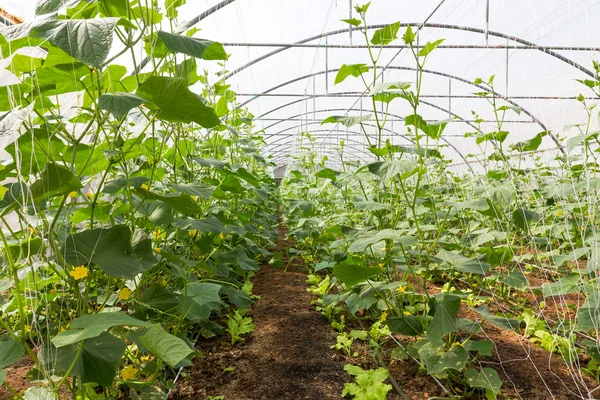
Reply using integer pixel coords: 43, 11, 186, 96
0, 0, 599, 399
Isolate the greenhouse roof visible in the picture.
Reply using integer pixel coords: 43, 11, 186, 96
3, 0, 600, 171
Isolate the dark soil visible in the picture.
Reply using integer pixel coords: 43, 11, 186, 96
174, 228, 350, 399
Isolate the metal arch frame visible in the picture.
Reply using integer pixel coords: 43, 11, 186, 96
259, 107, 469, 161
271, 142, 375, 165
241, 66, 564, 153
225, 22, 595, 80
266, 122, 413, 144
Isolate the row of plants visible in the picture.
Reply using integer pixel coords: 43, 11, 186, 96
282, 4, 600, 399
0, 0, 277, 398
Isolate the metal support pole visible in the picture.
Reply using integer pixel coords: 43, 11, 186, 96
448, 78, 452, 118
349, 0, 353, 44
325, 37, 329, 93
485, 0, 490, 45
505, 38, 509, 97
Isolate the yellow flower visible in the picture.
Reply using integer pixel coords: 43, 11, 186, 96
60, 323, 70, 333
380, 312, 388, 322
68, 191, 78, 198
380, 247, 387, 252
26, 226, 36, 234
378, 263, 384, 269
86, 191, 93, 200
49, 289, 55, 294
403, 310, 411, 315
219, 233, 225, 240
555, 210, 563, 217
258, 225, 264, 230
69, 266, 88, 280
188, 230, 197, 237
581, 225, 586, 231
589, 213, 595, 219
141, 183, 149, 191
152, 230, 162, 240
121, 365, 138, 381
24, 325, 31, 333
154, 248, 161, 253
191, 196, 198, 201
396, 286, 406, 294
118, 288, 132, 301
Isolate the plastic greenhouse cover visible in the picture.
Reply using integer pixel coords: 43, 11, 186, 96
2, 0, 600, 172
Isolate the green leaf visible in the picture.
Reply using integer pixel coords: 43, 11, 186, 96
180, 282, 223, 320
139, 326, 193, 368
0, 369, 5, 385
576, 292, 600, 331
419, 342, 469, 375
512, 208, 541, 231
173, 217, 224, 233
428, 295, 460, 346
135, 188, 203, 215
52, 312, 151, 347
334, 262, 380, 287
345, 293, 377, 315
30, 162, 83, 202
334, 64, 370, 85
137, 202, 173, 225
315, 168, 339, 181
165, 0, 186, 19
464, 340, 494, 356
405, 114, 451, 139
0, 104, 34, 141
466, 368, 502, 394
388, 316, 429, 336
33, 18, 119, 68
435, 249, 490, 274
0, 340, 25, 368
136, 76, 221, 128
63, 225, 147, 279
371, 22, 400, 46
35, 0, 78, 15
510, 131, 548, 152
402, 25, 415, 44
348, 229, 416, 253
541, 273, 581, 297
98, 92, 147, 119
157, 31, 228, 60
418, 39, 445, 57
342, 18, 362, 26
55, 331, 125, 387
365, 160, 419, 183
472, 306, 521, 331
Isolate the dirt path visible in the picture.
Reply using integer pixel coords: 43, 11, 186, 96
176, 230, 348, 399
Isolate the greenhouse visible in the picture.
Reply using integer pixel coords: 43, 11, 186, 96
0, 0, 599, 399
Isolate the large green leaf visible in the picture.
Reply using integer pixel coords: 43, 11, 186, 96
35, 0, 79, 15
139, 326, 193, 368
334, 64, 369, 85
387, 315, 429, 336
98, 92, 147, 119
52, 312, 151, 347
174, 217, 224, 233
428, 295, 460, 346
135, 188, 203, 215
136, 76, 221, 128
541, 274, 581, 297
180, 282, 223, 320
333, 262, 380, 287
157, 31, 228, 60
348, 229, 416, 253
576, 292, 600, 331
512, 208, 541, 231
419, 342, 469, 375
405, 114, 451, 139
33, 18, 118, 68
472, 306, 521, 331
63, 225, 147, 279
466, 368, 502, 394
366, 160, 419, 183
321, 114, 372, 127
0, 340, 25, 368
30, 162, 83, 202
55, 332, 125, 387
435, 249, 490, 274
371, 22, 400, 45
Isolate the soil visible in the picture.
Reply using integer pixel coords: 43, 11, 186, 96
0, 357, 34, 400
173, 227, 350, 400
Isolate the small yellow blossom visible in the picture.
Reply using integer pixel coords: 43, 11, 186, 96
396, 286, 406, 294
380, 312, 388, 322
191, 196, 198, 201
258, 225, 264, 230
68, 191, 78, 198
403, 310, 411, 315
589, 213, 595, 219
581, 225, 586, 231
24, 325, 31, 333
152, 230, 162, 240
141, 354, 152, 362
380, 247, 387, 252
60, 323, 70, 332
118, 288, 132, 301
69, 266, 89, 280
49, 289, 55, 294
86, 191, 93, 200
154, 248, 161, 253
141, 183, 149, 191
188, 230, 197, 237
378, 263, 384, 269
121, 365, 138, 381
555, 210, 563, 217
219, 233, 225, 240
161, 278, 168, 286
